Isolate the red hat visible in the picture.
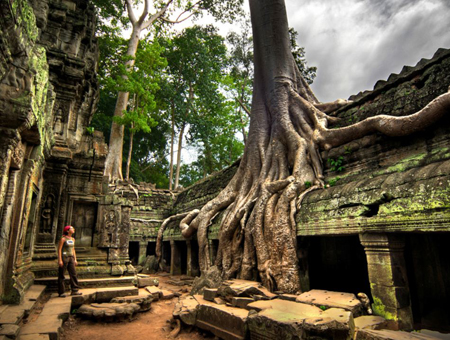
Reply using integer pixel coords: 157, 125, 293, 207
64, 226, 72, 233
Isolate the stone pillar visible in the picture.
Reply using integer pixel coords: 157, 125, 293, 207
138, 241, 147, 266
359, 233, 413, 330
186, 240, 192, 277
170, 240, 182, 275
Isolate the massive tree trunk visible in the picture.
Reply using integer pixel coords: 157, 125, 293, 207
179, 0, 450, 294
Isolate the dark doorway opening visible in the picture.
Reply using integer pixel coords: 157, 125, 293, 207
129, 241, 140, 265
175, 241, 188, 275
147, 241, 156, 256
405, 233, 450, 332
307, 235, 371, 298
191, 239, 200, 277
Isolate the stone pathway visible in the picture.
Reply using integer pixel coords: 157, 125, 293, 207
173, 280, 449, 340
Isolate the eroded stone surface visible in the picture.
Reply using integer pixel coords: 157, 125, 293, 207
356, 329, 441, 339
217, 279, 277, 303
296, 289, 363, 316
77, 303, 140, 322
173, 295, 199, 326
111, 293, 153, 312
355, 316, 388, 330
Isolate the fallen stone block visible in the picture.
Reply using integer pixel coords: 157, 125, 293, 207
278, 293, 298, 302
173, 295, 199, 326
160, 289, 177, 300
296, 290, 364, 316
194, 295, 249, 340
217, 279, 277, 303
203, 288, 218, 301
247, 299, 354, 340
77, 302, 140, 322
111, 294, 153, 312
137, 277, 159, 288
0, 324, 19, 338
232, 297, 254, 309
355, 316, 388, 330
355, 329, 441, 340
145, 286, 162, 300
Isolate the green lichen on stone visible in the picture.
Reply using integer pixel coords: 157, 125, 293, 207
12, 0, 38, 43
372, 296, 397, 321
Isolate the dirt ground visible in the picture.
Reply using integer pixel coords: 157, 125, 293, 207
60, 275, 213, 340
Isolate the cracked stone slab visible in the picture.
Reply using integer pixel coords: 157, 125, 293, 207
77, 302, 140, 322
247, 299, 354, 340
0, 324, 19, 338
194, 294, 249, 340
355, 329, 442, 339
296, 289, 363, 316
173, 295, 199, 326
19, 316, 62, 338
355, 316, 388, 330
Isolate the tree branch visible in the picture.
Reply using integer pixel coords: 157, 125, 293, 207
142, 0, 174, 30
125, 0, 137, 25
236, 98, 251, 116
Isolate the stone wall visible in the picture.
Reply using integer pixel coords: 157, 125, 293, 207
0, 0, 104, 303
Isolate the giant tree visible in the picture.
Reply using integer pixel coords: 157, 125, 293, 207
177, 0, 450, 294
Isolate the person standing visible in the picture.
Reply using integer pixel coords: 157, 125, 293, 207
58, 225, 82, 297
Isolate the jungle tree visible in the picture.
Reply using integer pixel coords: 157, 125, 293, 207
175, 0, 450, 293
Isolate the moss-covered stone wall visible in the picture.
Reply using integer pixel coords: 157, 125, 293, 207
296, 48, 450, 236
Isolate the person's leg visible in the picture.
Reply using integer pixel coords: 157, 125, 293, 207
58, 259, 67, 296
67, 256, 81, 294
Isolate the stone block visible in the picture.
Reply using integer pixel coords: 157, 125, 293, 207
296, 289, 363, 316
173, 295, 199, 326
278, 294, 298, 302
195, 297, 249, 340
247, 300, 354, 340
77, 302, 140, 322
217, 279, 277, 303
355, 316, 388, 330
232, 297, 254, 309
137, 277, 159, 288
95, 287, 138, 303
145, 286, 162, 300
19, 315, 62, 339
203, 288, 218, 301
17, 334, 49, 340
355, 329, 439, 339
111, 294, 153, 312
0, 324, 20, 338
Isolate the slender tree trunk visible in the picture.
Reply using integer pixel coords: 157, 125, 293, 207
174, 122, 185, 190
169, 104, 175, 190
104, 25, 142, 181
126, 124, 134, 181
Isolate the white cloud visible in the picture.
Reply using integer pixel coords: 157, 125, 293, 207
285, 0, 450, 101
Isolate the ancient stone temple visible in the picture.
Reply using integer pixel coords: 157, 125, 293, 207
0, 0, 449, 335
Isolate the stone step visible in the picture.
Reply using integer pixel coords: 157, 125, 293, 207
34, 276, 135, 291
0, 285, 46, 325
355, 329, 442, 339
19, 286, 139, 340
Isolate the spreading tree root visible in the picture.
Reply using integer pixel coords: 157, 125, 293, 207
179, 82, 450, 294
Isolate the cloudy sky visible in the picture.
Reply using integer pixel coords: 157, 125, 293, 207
284, 0, 450, 102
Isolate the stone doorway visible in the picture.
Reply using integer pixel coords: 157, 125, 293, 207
129, 241, 139, 265
70, 201, 97, 248
147, 241, 156, 256
405, 233, 450, 332
307, 235, 371, 298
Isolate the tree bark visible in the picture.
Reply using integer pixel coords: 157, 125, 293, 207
104, 25, 141, 181
174, 122, 185, 190
125, 125, 134, 180
169, 104, 175, 190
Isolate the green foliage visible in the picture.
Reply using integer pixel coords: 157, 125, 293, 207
327, 156, 345, 172
327, 177, 340, 187
86, 127, 95, 135
319, 305, 327, 311
304, 181, 312, 189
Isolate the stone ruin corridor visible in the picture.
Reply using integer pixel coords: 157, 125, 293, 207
1, 0, 450, 339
